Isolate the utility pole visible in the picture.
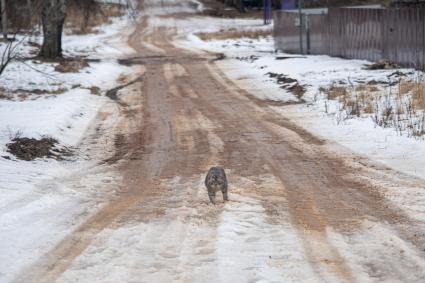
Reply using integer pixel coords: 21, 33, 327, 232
1, 0, 7, 40
263, 0, 272, 25
298, 0, 304, 54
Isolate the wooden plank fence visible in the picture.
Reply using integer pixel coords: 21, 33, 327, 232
273, 11, 301, 53
274, 7, 425, 69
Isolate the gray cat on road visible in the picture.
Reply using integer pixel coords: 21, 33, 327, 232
205, 167, 228, 204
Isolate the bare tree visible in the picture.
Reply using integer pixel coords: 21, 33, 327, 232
234, 0, 245, 12
0, 33, 25, 76
39, 0, 67, 59
224, 0, 245, 12
26, 0, 33, 27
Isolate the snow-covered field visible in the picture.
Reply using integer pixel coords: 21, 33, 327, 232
0, 14, 137, 283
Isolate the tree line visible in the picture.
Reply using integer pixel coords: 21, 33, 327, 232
0, 0, 128, 60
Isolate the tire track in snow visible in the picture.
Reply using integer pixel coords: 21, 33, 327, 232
217, 191, 319, 283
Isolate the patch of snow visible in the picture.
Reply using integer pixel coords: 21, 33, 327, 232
0, 162, 120, 283
141, 0, 204, 16
0, 14, 136, 282
327, 222, 425, 282
0, 90, 104, 146
276, 104, 425, 177
63, 16, 136, 58
217, 193, 318, 283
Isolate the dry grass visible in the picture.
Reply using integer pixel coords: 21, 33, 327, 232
399, 80, 425, 109
90, 86, 101, 95
65, 3, 124, 35
201, 9, 263, 18
55, 59, 89, 73
198, 0, 263, 19
288, 83, 306, 99
321, 78, 425, 137
355, 84, 379, 92
8, 0, 125, 31
321, 85, 348, 100
49, 88, 68, 95
196, 28, 271, 41
399, 80, 416, 94
347, 98, 363, 116
363, 101, 374, 113
412, 84, 425, 109
0, 87, 6, 99
11, 88, 68, 100
322, 83, 378, 117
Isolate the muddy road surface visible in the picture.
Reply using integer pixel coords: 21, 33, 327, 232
16, 1, 425, 282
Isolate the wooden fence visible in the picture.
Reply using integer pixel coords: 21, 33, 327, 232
273, 8, 425, 69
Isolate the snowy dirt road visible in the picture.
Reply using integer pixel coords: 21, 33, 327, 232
12, 1, 425, 282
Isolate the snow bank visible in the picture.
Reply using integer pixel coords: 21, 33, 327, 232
0, 16, 135, 148
0, 15, 136, 283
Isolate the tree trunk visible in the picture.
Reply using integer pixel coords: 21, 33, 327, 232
1, 0, 7, 40
26, 0, 32, 26
234, 0, 245, 12
39, 0, 67, 59
224, 0, 245, 12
